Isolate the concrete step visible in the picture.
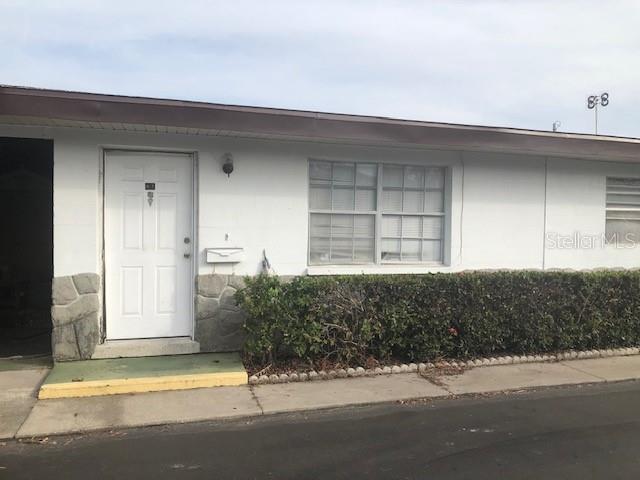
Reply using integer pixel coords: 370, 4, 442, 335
39, 352, 247, 399
92, 338, 200, 359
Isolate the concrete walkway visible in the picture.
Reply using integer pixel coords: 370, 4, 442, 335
6, 354, 640, 439
0, 368, 49, 439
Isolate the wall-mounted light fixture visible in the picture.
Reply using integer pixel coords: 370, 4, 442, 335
222, 153, 234, 177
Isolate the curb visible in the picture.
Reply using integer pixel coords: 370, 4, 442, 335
39, 371, 248, 399
249, 346, 640, 385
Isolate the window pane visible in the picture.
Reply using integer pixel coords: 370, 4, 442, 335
332, 187, 354, 210
607, 177, 640, 188
309, 186, 331, 210
309, 237, 330, 263
422, 240, 442, 261
404, 166, 424, 188
606, 177, 640, 245
309, 214, 374, 264
356, 164, 377, 187
607, 203, 640, 211
381, 238, 400, 261
425, 190, 444, 212
310, 213, 330, 237
333, 163, 355, 186
403, 190, 424, 213
606, 220, 640, 244
606, 210, 640, 220
606, 194, 640, 206
355, 188, 376, 211
309, 161, 448, 265
423, 216, 443, 239
354, 238, 374, 262
354, 215, 375, 237
382, 215, 401, 237
401, 239, 421, 262
383, 165, 403, 187
331, 238, 353, 261
331, 214, 353, 237
382, 189, 402, 211
402, 216, 421, 237
425, 168, 445, 189
310, 161, 331, 183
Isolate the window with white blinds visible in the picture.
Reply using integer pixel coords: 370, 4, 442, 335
309, 160, 446, 265
606, 177, 640, 244
380, 165, 445, 262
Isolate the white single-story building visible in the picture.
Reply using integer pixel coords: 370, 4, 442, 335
1, 85, 639, 361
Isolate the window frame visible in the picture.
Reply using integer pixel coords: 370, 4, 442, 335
308, 158, 449, 266
605, 176, 640, 245
378, 163, 446, 263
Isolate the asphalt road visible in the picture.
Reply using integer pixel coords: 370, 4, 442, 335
3, 381, 640, 479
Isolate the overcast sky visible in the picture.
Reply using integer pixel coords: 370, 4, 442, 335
2, 1, 639, 137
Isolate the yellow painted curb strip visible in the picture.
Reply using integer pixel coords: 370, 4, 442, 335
38, 371, 248, 399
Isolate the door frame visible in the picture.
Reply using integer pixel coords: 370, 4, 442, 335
100, 147, 198, 342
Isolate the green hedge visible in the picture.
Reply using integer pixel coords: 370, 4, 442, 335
236, 271, 640, 366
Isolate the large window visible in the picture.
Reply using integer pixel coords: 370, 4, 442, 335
606, 177, 640, 244
309, 160, 446, 265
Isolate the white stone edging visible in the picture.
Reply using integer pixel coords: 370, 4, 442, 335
248, 346, 640, 385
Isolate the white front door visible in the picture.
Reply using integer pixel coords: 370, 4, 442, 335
104, 151, 193, 340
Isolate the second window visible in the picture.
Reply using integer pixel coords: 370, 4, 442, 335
309, 160, 446, 265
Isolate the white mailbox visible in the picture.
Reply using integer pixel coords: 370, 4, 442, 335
205, 247, 245, 264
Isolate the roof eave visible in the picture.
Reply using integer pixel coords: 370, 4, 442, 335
1, 85, 640, 163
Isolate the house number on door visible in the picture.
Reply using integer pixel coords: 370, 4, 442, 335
145, 183, 156, 206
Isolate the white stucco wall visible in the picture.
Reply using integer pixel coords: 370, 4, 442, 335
198, 141, 462, 276
52, 132, 103, 276
1, 123, 639, 279
458, 152, 547, 270
544, 157, 640, 269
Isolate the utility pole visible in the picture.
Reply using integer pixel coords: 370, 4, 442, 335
587, 93, 609, 135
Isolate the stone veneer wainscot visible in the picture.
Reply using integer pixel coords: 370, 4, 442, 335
51, 273, 101, 361
51, 273, 251, 360
195, 274, 247, 352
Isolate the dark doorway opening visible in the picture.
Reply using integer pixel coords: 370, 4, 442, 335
0, 137, 53, 359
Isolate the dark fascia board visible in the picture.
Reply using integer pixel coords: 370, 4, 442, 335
2, 85, 640, 162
